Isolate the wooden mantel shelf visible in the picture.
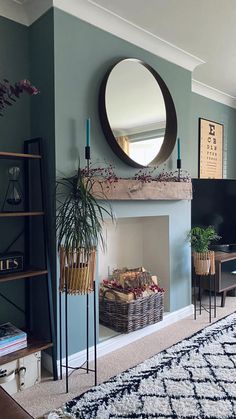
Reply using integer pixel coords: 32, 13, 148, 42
91, 179, 192, 201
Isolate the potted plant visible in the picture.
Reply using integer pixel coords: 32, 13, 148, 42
56, 166, 113, 294
187, 226, 220, 275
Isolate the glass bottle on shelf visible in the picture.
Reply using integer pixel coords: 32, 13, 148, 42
2, 166, 23, 210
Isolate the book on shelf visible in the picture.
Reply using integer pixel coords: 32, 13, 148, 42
0, 340, 27, 356
0, 336, 27, 350
0, 322, 27, 346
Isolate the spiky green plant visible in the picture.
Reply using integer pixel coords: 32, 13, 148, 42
56, 167, 114, 252
187, 226, 221, 253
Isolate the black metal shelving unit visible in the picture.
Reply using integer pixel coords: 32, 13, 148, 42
0, 138, 57, 379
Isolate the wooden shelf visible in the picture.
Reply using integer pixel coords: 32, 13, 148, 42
0, 268, 48, 283
0, 211, 44, 217
0, 337, 52, 366
0, 151, 41, 160
90, 179, 192, 200
215, 251, 236, 263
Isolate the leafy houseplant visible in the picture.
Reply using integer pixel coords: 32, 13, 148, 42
187, 226, 220, 253
56, 166, 114, 294
187, 226, 220, 275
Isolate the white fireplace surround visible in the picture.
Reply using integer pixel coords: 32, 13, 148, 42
99, 199, 192, 313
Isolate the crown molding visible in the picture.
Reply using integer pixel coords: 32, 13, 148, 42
192, 79, 236, 109
1, 0, 204, 71
54, 0, 204, 72
12, 0, 28, 5
0, 0, 52, 25
2, 0, 235, 109
0, 0, 28, 25
24, 0, 52, 25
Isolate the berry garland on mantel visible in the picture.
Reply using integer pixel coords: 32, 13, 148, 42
134, 167, 191, 183
81, 164, 191, 188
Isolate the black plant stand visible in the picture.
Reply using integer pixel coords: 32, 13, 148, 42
59, 281, 97, 393
193, 273, 217, 323
59, 141, 97, 393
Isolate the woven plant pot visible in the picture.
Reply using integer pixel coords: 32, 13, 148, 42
193, 251, 215, 275
59, 246, 96, 294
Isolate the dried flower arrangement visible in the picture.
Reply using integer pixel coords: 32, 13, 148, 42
0, 79, 39, 116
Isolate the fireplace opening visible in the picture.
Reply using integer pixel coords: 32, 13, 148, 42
98, 216, 169, 342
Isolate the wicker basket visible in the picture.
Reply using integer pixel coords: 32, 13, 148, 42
99, 289, 164, 333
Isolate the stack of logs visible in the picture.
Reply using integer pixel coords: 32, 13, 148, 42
100, 266, 163, 301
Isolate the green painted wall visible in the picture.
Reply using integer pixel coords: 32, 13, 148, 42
54, 8, 191, 177
0, 16, 30, 152
0, 16, 30, 328
53, 8, 236, 356
191, 92, 236, 179
53, 8, 192, 356
29, 9, 56, 343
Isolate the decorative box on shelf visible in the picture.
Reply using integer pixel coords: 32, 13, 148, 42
0, 252, 24, 275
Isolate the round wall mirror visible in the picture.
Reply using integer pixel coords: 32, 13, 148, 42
99, 58, 177, 168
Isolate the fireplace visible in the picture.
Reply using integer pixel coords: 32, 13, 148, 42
98, 198, 192, 341
99, 216, 169, 303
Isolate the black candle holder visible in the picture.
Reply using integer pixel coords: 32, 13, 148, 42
177, 158, 181, 181
85, 145, 91, 161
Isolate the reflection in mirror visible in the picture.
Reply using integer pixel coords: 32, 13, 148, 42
106, 60, 166, 166
99, 58, 177, 168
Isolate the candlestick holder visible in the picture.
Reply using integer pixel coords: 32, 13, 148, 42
177, 158, 181, 182
85, 145, 91, 161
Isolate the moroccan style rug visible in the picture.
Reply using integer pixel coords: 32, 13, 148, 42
47, 312, 236, 418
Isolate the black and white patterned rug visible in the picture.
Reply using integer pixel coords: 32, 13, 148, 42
47, 312, 236, 418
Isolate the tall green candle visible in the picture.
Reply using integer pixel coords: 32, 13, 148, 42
177, 138, 181, 160
86, 118, 90, 147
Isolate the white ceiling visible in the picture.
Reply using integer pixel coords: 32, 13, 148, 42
3, 0, 236, 105
91, 0, 236, 100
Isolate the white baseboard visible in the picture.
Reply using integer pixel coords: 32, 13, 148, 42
42, 304, 194, 374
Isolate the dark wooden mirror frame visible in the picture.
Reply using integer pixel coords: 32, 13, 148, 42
99, 58, 178, 168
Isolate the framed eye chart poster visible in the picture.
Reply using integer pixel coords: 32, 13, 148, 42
198, 118, 223, 179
